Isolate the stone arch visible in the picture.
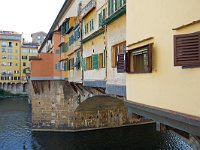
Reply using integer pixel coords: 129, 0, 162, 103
74, 95, 128, 129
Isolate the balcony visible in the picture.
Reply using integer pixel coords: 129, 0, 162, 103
81, 0, 96, 18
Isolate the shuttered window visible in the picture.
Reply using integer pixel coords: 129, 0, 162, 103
99, 53, 104, 68
112, 42, 126, 68
64, 62, 67, 71
117, 53, 125, 73
126, 44, 152, 73
174, 31, 200, 67
92, 54, 99, 69
82, 58, 86, 71
61, 43, 66, 53
86, 56, 92, 70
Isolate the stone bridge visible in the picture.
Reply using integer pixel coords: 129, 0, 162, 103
30, 80, 147, 131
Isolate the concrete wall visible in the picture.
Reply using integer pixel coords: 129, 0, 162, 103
126, 0, 200, 117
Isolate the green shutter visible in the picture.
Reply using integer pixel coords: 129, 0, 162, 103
82, 58, 86, 71
92, 54, 99, 69
103, 49, 106, 68
64, 62, 67, 71
67, 60, 70, 70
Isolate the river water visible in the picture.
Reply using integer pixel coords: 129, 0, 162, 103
0, 97, 193, 150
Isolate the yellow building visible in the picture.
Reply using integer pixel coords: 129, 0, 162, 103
0, 31, 22, 83
21, 43, 39, 83
104, 0, 126, 96
81, 0, 107, 88
126, 0, 200, 136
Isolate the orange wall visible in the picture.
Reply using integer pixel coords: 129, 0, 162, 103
53, 32, 62, 77
31, 53, 54, 78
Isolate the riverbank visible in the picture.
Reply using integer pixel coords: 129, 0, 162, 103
0, 89, 27, 99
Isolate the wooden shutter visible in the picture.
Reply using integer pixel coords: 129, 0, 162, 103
125, 51, 130, 72
148, 44, 152, 72
174, 32, 200, 67
92, 54, 99, 69
82, 58, 86, 71
117, 53, 125, 73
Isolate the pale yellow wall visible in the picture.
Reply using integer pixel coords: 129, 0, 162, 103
0, 40, 21, 83
83, 34, 106, 81
107, 15, 126, 86
127, 0, 200, 117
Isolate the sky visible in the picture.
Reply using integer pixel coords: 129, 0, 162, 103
0, 0, 65, 42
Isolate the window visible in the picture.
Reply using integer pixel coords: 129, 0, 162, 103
23, 62, 26, 66
99, 53, 104, 68
86, 56, 92, 70
14, 70, 19, 74
126, 44, 152, 73
7, 70, 12, 75
8, 42, 12, 47
69, 58, 74, 70
16, 50, 18, 53
2, 42, 6, 47
22, 49, 29, 53
2, 55, 6, 59
174, 31, 200, 67
85, 23, 89, 35
16, 43, 18, 46
7, 55, 12, 59
22, 56, 27, 60
112, 42, 126, 68
90, 19, 94, 31
7, 49, 12, 53
108, 0, 126, 16
2, 48, 6, 53
74, 27, 81, 41
1, 62, 6, 66
99, 9, 106, 27
8, 62, 12, 66
15, 63, 18, 66
55, 49, 60, 55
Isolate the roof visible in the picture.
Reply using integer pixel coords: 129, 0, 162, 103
38, 0, 73, 53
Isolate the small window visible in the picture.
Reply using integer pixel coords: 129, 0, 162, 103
7, 55, 12, 59
126, 44, 152, 73
8, 42, 12, 47
22, 56, 27, 60
23, 62, 26, 66
2, 42, 6, 47
111, 42, 126, 68
86, 56, 92, 70
174, 31, 200, 67
99, 53, 104, 68
55, 49, 60, 55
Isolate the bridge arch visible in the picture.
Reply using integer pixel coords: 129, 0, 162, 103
74, 95, 128, 129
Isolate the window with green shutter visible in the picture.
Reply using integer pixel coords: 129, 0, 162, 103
90, 19, 94, 31
67, 60, 70, 71
64, 62, 67, 71
92, 54, 99, 69
82, 58, 86, 71
61, 43, 66, 53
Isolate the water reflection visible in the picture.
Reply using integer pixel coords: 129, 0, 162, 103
0, 98, 192, 150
